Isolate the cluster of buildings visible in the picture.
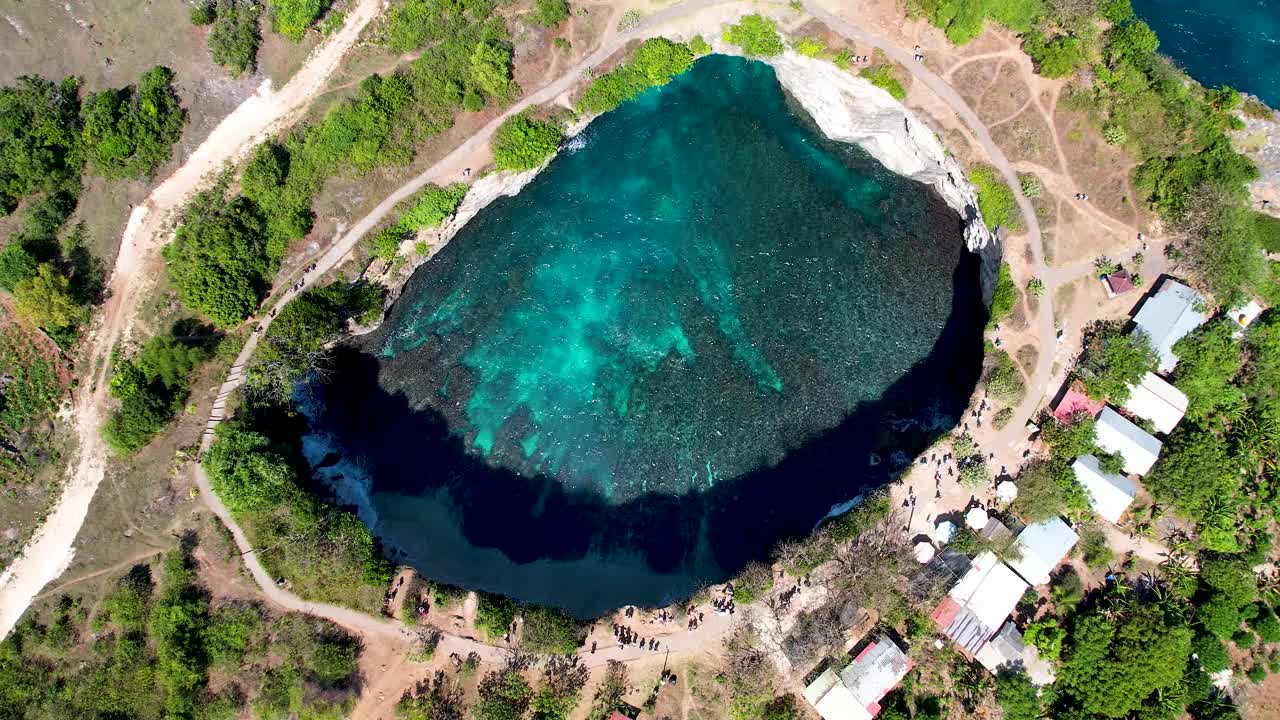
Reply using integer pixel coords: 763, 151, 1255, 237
800, 278, 1264, 720
1054, 278, 1258, 524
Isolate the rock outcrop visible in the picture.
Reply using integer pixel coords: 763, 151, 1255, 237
761, 51, 999, 297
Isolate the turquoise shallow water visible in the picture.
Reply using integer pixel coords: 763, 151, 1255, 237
1134, 0, 1280, 106
307, 55, 985, 614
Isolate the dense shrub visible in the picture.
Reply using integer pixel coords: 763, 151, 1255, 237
721, 14, 783, 57
0, 76, 84, 213
209, 0, 263, 76
204, 424, 300, 512
1171, 319, 1245, 420
689, 34, 711, 56
521, 605, 581, 654
268, 0, 329, 41
985, 349, 1025, 404
81, 66, 188, 179
860, 65, 907, 100
491, 114, 563, 171
164, 191, 276, 328
190, 0, 216, 24
970, 165, 1021, 229
13, 263, 89, 337
578, 37, 695, 113
254, 281, 385, 390
475, 592, 518, 639
1074, 320, 1157, 402
1191, 633, 1230, 672
103, 328, 215, 455
531, 0, 569, 28
1024, 31, 1086, 78
988, 262, 1018, 327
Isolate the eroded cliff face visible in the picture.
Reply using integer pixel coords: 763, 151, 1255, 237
761, 51, 1000, 298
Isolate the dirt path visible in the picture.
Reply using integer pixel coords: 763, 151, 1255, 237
0, 0, 387, 640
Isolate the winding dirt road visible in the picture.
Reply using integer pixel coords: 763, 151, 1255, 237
0, 0, 387, 639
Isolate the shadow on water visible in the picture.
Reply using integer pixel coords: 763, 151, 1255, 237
307, 236, 985, 617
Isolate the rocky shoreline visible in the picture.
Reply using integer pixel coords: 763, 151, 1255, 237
368, 41, 1000, 325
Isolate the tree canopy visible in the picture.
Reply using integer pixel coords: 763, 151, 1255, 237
80, 66, 188, 179
491, 114, 563, 171
1074, 320, 1158, 402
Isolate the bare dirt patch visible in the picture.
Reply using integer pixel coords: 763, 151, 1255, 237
991, 108, 1060, 170
1053, 105, 1140, 224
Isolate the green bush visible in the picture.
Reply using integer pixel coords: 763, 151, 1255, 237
995, 671, 1040, 720
475, 592, 518, 639
491, 114, 563, 171
1077, 527, 1113, 569
578, 37, 695, 113
433, 582, 467, 609
689, 35, 711, 56
191, 1, 216, 24
306, 640, 359, 686
209, 0, 262, 76
721, 14, 783, 57
103, 329, 214, 455
203, 424, 299, 513
860, 65, 906, 100
1191, 633, 1230, 672
1074, 320, 1158, 403
1253, 211, 1280, 253
1023, 31, 1085, 78
268, 0, 329, 41
988, 262, 1018, 327
531, 0, 569, 28
793, 37, 826, 57
1019, 173, 1042, 198
731, 562, 774, 604
165, 191, 275, 327
970, 165, 1021, 229
985, 349, 1025, 404
1024, 618, 1066, 660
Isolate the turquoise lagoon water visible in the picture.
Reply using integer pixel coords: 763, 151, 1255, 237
1134, 0, 1280, 106
306, 55, 985, 615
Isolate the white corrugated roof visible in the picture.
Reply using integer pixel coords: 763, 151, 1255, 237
949, 552, 1029, 630
1122, 372, 1188, 434
814, 681, 872, 720
1230, 300, 1263, 331
1131, 279, 1209, 373
841, 636, 910, 710
1073, 455, 1139, 524
975, 621, 1025, 673
1008, 517, 1079, 586
1096, 407, 1162, 476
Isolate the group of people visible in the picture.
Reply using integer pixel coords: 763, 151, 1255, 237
610, 622, 660, 652
712, 584, 737, 616
1074, 192, 1090, 201
686, 607, 707, 631
913, 45, 926, 63
381, 575, 406, 617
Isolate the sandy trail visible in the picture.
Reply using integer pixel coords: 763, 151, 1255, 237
0, 0, 386, 639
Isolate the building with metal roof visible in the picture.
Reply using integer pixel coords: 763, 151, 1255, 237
1131, 278, 1209, 373
1072, 455, 1139, 524
932, 552, 1029, 655
1121, 372, 1188, 435
1007, 517, 1079, 586
802, 635, 912, 720
1096, 407, 1162, 476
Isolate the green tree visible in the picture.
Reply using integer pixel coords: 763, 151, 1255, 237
1024, 31, 1086, 78
1145, 422, 1242, 527
165, 192, 274, 328
0, 75, 83, 213
860, 65, 907, 100
13, 263, 88, 336
203, 424, 299, 512
995, 671, 1040, 720
1171, 319, 1246, 420
475, 669, 533, 720
268, 0, 329, 41
1075, 320, 1158, 402
1244, 308, 1280, 416
80, 66, 188, 179
1054, 603, 1193, 718
578, 37, 695, 113
491, 114, 563, 171
531, 0, 569, 28
1040, 411, 1099, 458
721, 14, 784, 56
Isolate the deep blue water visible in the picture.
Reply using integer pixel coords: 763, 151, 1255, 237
1134, 0, 1280, 106
304, 55, 985, 615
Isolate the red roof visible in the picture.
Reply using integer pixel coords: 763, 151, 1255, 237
1106, 270, 1134, 295
932, 596, 961, 627
607, 713, 630, 720
1053, 386, 1105, 423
